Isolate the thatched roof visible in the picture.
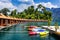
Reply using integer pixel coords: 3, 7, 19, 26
0, 13, 15, 20
0, 13, 7, 19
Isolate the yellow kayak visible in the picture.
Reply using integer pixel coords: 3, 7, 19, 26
40, 35, 47, 38
39, 31, 49, 37
40, 32, 47, 36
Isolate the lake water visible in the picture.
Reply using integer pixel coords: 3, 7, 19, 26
0, 23, 59, 40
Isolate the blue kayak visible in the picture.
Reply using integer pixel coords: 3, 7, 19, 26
32, 28, 46, 33
38, 29, 45, 32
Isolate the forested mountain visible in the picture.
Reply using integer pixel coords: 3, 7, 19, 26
46, 8, 60, 22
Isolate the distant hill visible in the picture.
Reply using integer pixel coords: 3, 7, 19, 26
46, 8, 60, 22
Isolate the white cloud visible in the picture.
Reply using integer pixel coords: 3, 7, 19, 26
18, 0, 33, 2
16, 0, 35, 12
0, 0, 11, 2
0, 0, 17, 11
18, 0, 34, 5
0, 0, 34, 12
39, 2, 58, 9
18, 0, 29, 2
17, 4, 30, 12
0, 0, 59, 12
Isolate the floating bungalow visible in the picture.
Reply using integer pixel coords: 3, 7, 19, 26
0, 13, 20, 26
0, 13, 48, 29
0, 13, 48, 26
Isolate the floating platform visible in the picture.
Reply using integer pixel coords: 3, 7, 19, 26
42, 26, 60, 36
54, 31, 60, 36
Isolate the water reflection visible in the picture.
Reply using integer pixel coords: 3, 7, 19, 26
49, 33, 60, 40
0, 23, 59, 40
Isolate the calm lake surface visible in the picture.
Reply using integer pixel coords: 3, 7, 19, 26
0, 22, 59, 40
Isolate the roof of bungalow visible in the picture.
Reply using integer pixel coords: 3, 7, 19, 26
7, 16, 14, 19
13, 17, 20, 20
0, 13, 48, 22
0, 13, 16, 20
0, 13, 7, 19
0, 13, 21, 20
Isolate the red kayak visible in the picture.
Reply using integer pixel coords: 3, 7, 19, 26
28, 28, 34, 31
28, 26, 37, 31
28, 31, 37, 36
30, 26, 37, 28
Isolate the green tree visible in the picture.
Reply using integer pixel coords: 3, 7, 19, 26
9, 4, 52, 20
0, 8, 10, 16
48, 19, 51, 27
15, 12, 20, 18
10, 9, 17, 17
31, 14, 35, 19
37, 4, 46, 11
35, 8, 40, 19
55, 22, 59, 31
27, 5, 34, 15
40, 14, 45, 19
44, 11, 52, 20
25, 14, 31, 19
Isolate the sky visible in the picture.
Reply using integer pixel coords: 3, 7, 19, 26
0, 0, 60, 12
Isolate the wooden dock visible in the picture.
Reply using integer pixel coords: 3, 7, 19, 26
42, 26, 60, 36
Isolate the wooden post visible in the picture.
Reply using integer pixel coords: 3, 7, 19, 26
0, 19, 1, 26
17, 21, 18, 24
10, 19, 11, 24
12, 20, 14, 24
16, 20, 18, 24
11, 20, 13, 24
1, 19, 3, 26
8, 19, 10, 24
19, 21, 20, 24
16, 20, 17, 24
15, 20, 16, 24
5, 19, 8, 26
15, 20, 16, 23
14, 20, 16, 24
13, 20, 14, 24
